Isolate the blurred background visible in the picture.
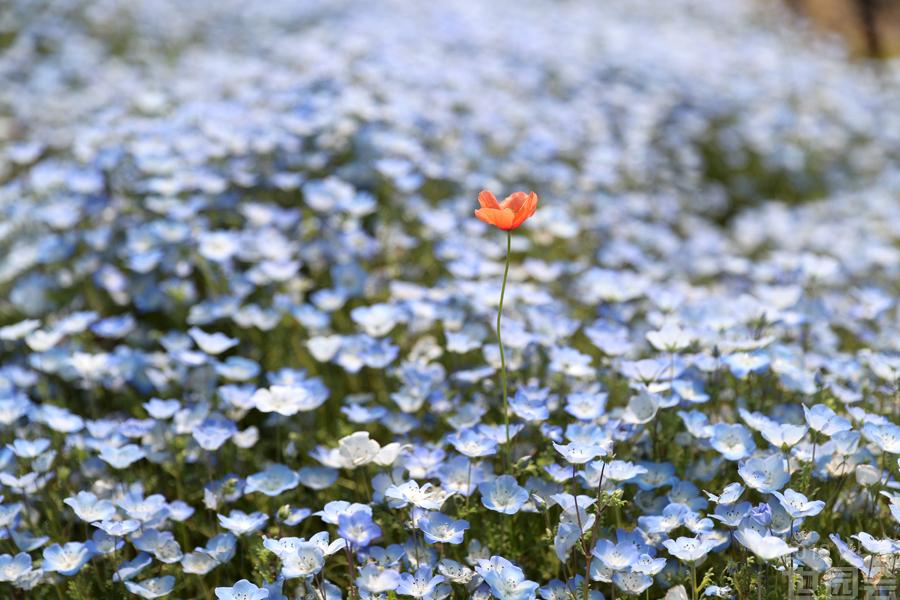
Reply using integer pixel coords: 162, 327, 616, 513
788, 0, 900, 57
0, 0, 898, 229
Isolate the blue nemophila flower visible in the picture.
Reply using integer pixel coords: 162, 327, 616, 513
193, 413, 238, 451
218, 510, 269, 536
418, 511, 469, 544
634, 462, 676, 491
7, 437, 50, 458
633, 553, 667, 576
447, 428, 498, 458
64, 491, 115, 522
711, 501, 752, 527
475, 556, 539, 600
669, 480, 709, 511
279, 542, 326, 579
350, 303, 402, 337
803, 404, 852, 437
479, 475, 529, 514
42, 542, 93, 576
143, 398, 181, 419
91, 314, 135, 338
589, 459, 648, 484
368, 544, 405, 568
117, 493, 169, 524
593, 539, 639, 571
217, 356, 261, 381
672, 379, 709, 405
0, 394, 29, 426
133, 529, 183, 564
342, 401, 388, 423
550, 493, 595, 532
180, 548, 219, 575
297, 466, 338, 490
113, 552, 152, 582
338, 511, 381, 548
478, 423, 525, 446
554, 523, 583, 562
215, 579, 270, 600
746, 502, 773, 528
733, 528, 796, 560
549, 346, 594, 378
614, 570, 653, 595
182, 533, 237, 574
315, 501, 372, 525
709, 423, 756, 461
356, 565, 402, 593
539, 576, 600, 600
564, 391, 608, 421
830, 533, 869, 572
585, 320, 633, 356
124, 576, 176, 599
703, 585, 734, 598
851, 532, 900, 555
252, 383, 328, 416
90, 529, 124, 554
862, 422, 900, 454
638, 503, 693, 535
94, 519, 141, 537
770, 489, 825, 519
10, 527, 48, 552
704, 482, 745, 505
621, 391, 660, 425
337, 431, 403, 468
436, 456, 491, 497
0, 552, 32, 582
278, 506, 311, 526
385, 481, 453, 511
188, 326, 239, 355
0, 471, 40, 494
98, 443, 146, 469
397, 567, 445, 598
663, 536, 716, 563
245, 464, 300, 497
509, 389, 550, 422
724, 352, 769, 379
758, 421, 808, 449
737, 454, 789, 493
646, 323, 693, 352
552, 441, 607, 465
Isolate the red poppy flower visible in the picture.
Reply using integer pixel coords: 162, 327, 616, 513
474, 190, 538, 231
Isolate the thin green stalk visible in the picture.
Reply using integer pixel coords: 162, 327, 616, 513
465, 460, 472, 509
496, 230, 512, 467
570, 463, 591, 600
691, 562, 698, 600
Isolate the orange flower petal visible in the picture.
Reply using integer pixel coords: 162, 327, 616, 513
476, 207, 516, 230
477, 190, 501, 209
475, 190, 539, 230
474, 208, 496, 226
526, 191, 538, 217
500, 191, 529, 211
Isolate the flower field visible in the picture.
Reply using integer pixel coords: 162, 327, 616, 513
1, 0, 900, 598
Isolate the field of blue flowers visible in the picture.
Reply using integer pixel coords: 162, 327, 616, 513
1, 0, 900, 599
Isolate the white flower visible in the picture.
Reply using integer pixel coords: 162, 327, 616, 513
734, 528, 797, 561
338, 431, 381, 468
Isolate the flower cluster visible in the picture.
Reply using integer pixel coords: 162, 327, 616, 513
0, 0, 899, 599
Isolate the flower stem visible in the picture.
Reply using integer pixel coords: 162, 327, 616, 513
691, 562, 698, 600
497, 230, 512, 467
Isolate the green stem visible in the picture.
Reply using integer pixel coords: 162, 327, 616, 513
691, 562, 698, 600
465, 460, 472, 509
497, 230, 512, 467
